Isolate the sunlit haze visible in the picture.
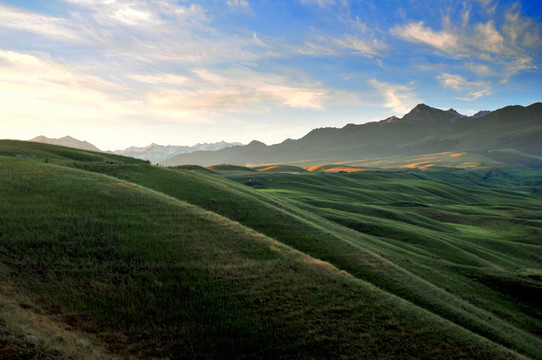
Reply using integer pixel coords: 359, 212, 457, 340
1, 0, 541, 150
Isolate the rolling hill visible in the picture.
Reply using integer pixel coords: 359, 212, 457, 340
162, 102, 542, 167
1, 140, 541, 359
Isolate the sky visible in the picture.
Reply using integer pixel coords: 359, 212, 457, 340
1, 0, 541, 150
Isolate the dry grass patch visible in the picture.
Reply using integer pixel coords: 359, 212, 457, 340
0, 285, 118, 360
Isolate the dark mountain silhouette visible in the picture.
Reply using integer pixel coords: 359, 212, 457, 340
162, 102, 542, 167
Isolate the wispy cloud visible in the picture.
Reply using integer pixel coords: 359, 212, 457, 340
502, 5, 542, 49
0, 50, 130, 129
297, 33, 387, 58
465, 63, 496, 77
0, 48, 327, 137
128, 74, 192, 85
471, 21, 510, 55
333, 35, 387, 57
180, 68, 328, 110
300, 0, 335, 7
390, 4, 541, 82
61, 0, 158, 26
369, 79, 419, 115
298, 42, 339, 56
1, 0, 540, 149
0, 4, 86, 42
227, 0, 250, 8
390, 22, 463, 55
437, 73, 492, 101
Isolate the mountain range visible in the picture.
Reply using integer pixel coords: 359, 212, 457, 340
110, 141, 243, 164
29, 136, 242, 164
29, 102, 542, 168
161, 102, 542, 167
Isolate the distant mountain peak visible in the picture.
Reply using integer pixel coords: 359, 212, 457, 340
471, 110, 491, 118
248, 140, 266, 147
401, 104, 461, 125
112, 140, 245, 164
446, 108, 466, 118
30, 135, 102, 152
413, 103, 431, 111
386, 116, 400, 124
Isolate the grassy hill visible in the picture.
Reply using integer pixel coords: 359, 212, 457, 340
251, 164, 309, 173
0, 140, 540, 359
305, 164, 369, 173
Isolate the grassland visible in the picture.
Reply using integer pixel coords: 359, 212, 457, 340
0, 140, 540, 359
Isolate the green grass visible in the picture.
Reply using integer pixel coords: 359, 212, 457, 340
206, 163, 256, 171
170, 164, 217, 173
251, 164, 309, 173
0, 140, 540, 359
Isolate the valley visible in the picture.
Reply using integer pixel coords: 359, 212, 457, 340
0, 140, 541, 359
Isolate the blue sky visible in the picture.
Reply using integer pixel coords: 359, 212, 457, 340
1, 0, 541, 150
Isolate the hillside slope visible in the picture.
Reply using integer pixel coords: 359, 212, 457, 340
0, 140, 540, 359
70, 146, 542, 357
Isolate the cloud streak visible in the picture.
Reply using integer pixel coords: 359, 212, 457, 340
369, 79, 419, 115
390, 22, 462, 55
437, 73, 492, 101
0, 4, 86, 42
390, 4, 541, 82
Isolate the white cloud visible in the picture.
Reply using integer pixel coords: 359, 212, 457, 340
333, 35, 387, 57
193, 69, 230, 85
61, 0, 157, 26
186, 68, 327, 110
297, 32, 387, 58
227, 0, 249, 8
391, 6, 541, 82
350, 16, 368, 33
298, 42, 339, 56
300, 0, 335, 7
260, 85, 326, 109
0, 50, 131, 129
465, 63, 495, 77
252, 33, 271, 48
0, 49, 329, 133
472, 21, 510, 55
0, 4, 84, 42
499, 57, 537, 83
390, 22, 463, 55
437, 73, 492, 101
502, 6, 542, 49
477, 0, 493, 6
128, 74, 192, 85
369, 79, 419, 115
462, 8, 470, 28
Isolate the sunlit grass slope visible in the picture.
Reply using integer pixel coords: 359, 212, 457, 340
0, 140, 539, 359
